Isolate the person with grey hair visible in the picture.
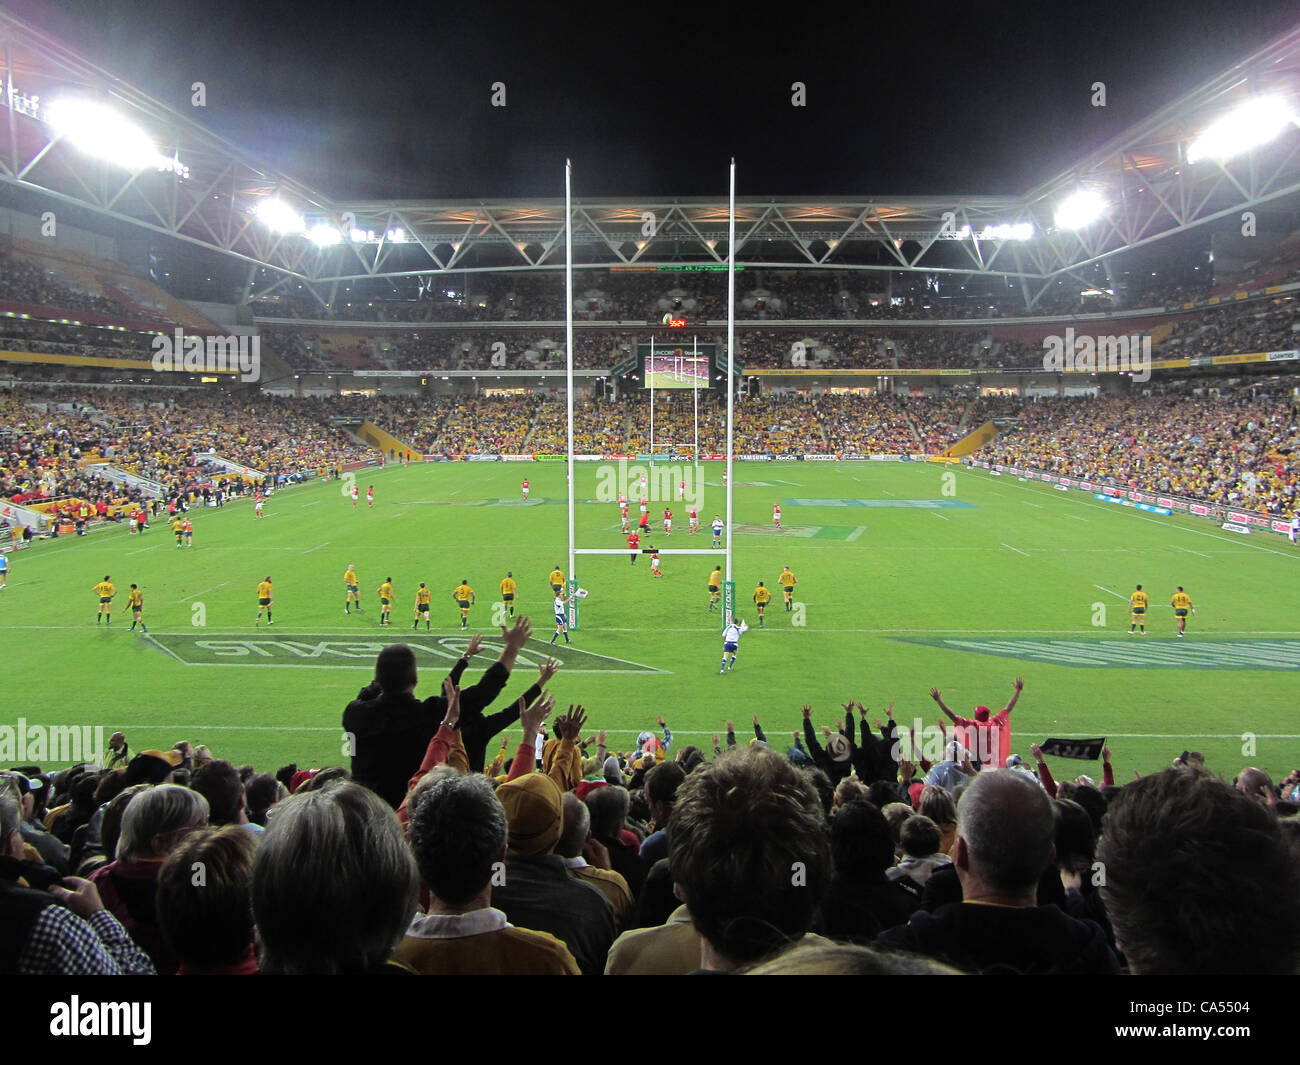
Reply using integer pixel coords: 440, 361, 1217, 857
0, 786, 154, 974
88, 783, 209, 974
875, 770, 1119, 974
556, 791, 633, 929
393, 773, 578, 974
253, 780, 418, 974
586, 784, 645, 899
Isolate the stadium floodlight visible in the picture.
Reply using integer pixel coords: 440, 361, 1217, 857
386, 227, 407, 243
45, 97, 169, 171
1054, 189, 1106, 230
307, 223, 342, 247
1187, 95, 1298, 164
255, 198, 306, 235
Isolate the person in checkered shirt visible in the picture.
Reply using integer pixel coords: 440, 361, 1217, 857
0, 782, 154, 974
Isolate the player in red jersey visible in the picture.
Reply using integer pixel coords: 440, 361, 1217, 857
367, 485, 375, 508
650, 551, 664, 578
522, 478, 530, 500
627, 530, 640, 565
620, 501, 630, 534
773, 503, 782, 529
351, 484, 359, 508
638, 508, 650, 534
663, 507, 673, 536
689, 505, 699, 534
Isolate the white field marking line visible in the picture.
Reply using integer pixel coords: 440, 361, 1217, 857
12, 623, 1300, 636
1177, 546, 1213, 559
983, 474, 1300, 561
1094, 585, 1129, 600
300, 500, 321, 508
846, 526, 868, 541
126, 544, 161, 555
174, 581, 229, 603
1024, 502, 1044, 509
1002, 542, 1030, 557
929, 512, 949, 521
1064, 515, 1088, 521
86, 725, 1300, 741
300, 541, 332, 554
144, 662, 667, 673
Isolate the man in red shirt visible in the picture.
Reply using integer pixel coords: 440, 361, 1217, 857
663, 508, 673, 537
930, 677, 1023, 769
627, 530, 640, 565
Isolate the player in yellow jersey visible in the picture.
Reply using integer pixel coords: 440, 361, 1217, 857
413, 582, 432, 631
549, 566, 565, 596
501, 571, 518, 618
453, 579, 476, 629
344, 564, 362, 614
753, 582, 772, 627
708, 566, 722, 612
93, 575, 116, 625
778, 566, 797, 612
256, 577, 273, 626
171, 517, 184, 549
377, 578, 394, 626
1171, 586, 1195, 638
127, 584, 147, 633
1129, 584, 1149, 635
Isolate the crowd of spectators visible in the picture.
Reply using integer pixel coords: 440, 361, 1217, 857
2, 387, 368, 520
0, 248, 153, 321
5, 375, 1296, 522
6, 653, 1297, 976
1162, 296, 1300, 358
986, 383, 1299, 516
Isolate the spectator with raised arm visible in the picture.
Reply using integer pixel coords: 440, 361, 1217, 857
342, 618, 533, 807
930, 677, 1023, 768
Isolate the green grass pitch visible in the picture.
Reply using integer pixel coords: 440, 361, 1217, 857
4, 460, 1297, 783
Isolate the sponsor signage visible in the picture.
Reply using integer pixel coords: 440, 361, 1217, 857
803, 454, 839, 461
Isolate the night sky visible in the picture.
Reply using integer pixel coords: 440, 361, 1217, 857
9, 0, 1300, 201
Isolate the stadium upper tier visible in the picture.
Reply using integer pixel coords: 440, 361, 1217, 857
247, 266, 1223, 324
5, 382, 1295, 523
4, 238, 1300, 377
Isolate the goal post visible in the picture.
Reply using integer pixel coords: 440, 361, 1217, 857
566, 577, 580, 631
565, 160, 736, 631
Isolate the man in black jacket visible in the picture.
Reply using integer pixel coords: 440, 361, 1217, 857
875, 769, 1119, 975
343, 617, 550, 805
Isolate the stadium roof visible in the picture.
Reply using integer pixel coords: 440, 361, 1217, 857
3, 9, 1300, 310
